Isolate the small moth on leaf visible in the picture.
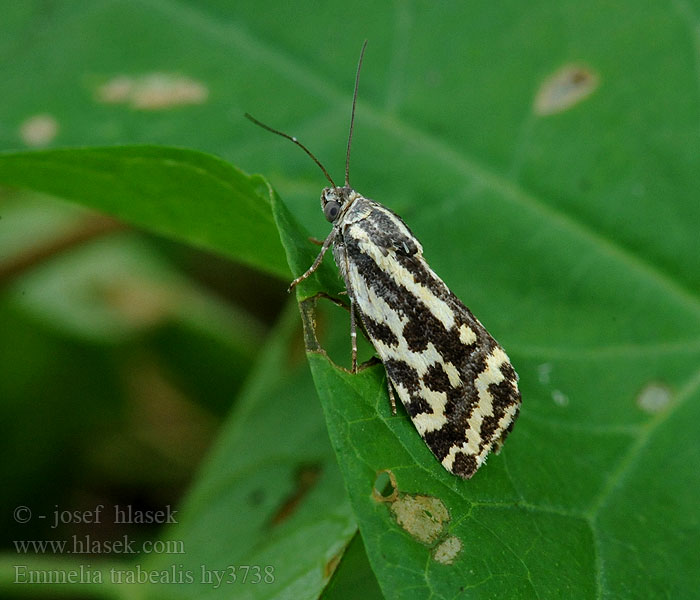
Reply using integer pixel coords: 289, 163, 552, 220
247, 42, 521, 479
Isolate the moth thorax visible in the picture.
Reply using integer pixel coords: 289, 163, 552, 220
321, 185, 355, 223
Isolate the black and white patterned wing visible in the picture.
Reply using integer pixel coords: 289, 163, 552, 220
337, 196, 521, 479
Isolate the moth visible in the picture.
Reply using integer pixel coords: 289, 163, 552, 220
246, 42, 521, 479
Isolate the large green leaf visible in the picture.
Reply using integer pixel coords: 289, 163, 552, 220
1, 2, 699, 598
259, 6, 700, 600
0, 147, 288, 278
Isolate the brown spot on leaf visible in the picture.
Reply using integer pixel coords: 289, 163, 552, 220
0, 215, 124, 290
374, 474, 462, 565
124, 355, 216, 467
19, 114, 59, 147
534, 64, 599, 116
552, 389, 569, 407
96, 73, 208, 110
101, 277, 175, 327
389, 493, 450, 545
285, 319, 307, 369
269, 463, 322, 526
299, 295, 326, 355
432, 535, 462, 565
324, 546, 344, 579
637, 382, 672, 414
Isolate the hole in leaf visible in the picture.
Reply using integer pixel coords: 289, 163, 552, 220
299, 293, 375, 371
372, 469, 398, 503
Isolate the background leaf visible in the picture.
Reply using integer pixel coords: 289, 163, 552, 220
0, 147, 289, 278
144, 304, 358, 600
1, 1, 699, 599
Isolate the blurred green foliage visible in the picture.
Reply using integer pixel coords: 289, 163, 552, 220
1, 1, 699, 599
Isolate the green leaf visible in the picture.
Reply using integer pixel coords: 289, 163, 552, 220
2, 2, 699, 598
143, 303, 357, 600
0, 147, 289, 279
267, 180, 344, 299
320, 533, 383, 600
260, 7, 700, 600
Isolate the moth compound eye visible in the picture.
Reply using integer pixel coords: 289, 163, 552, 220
324, 200, 341, 222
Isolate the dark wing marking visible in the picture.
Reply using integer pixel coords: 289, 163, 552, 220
337, 198, 520, 478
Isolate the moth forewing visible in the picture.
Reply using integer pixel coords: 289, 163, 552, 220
330, 191, 521, 479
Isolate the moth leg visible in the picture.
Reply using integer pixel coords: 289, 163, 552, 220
349, 297, 358, 373
358, 356, 381, 369
312, 291, 348, 311
386, 376, 397, 415
288, 229, 337, 292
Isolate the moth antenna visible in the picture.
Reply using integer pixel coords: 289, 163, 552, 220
345, 40, 368, 188
244, 113, 336, 187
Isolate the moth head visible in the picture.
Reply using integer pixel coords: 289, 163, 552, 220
321, 186, 354, 223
